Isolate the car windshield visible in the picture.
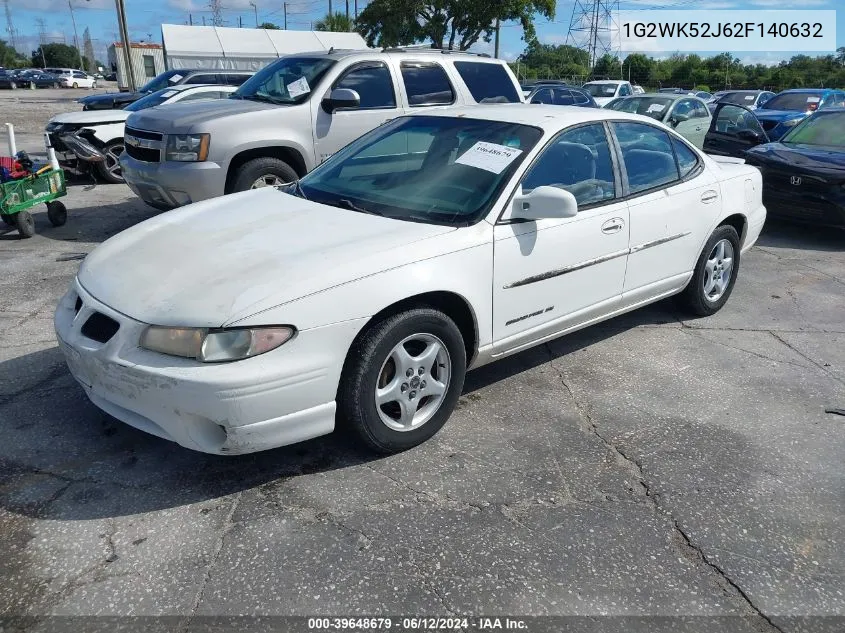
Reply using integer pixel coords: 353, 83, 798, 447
761, 92, 823, 111
606, 96, 674, 120
295, 116, 543, 226
718, 92, 760, 105
138, 69, 188, 94
583, 83, 618, 97
780, 111, 845, 147
124, 88, 184, 111
233, 57, 336, 105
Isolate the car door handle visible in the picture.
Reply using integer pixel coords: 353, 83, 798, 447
601, 218, 625, 234
701, 191, 719, 203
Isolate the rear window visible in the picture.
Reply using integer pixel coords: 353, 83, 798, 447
453, 61, 520, 104
401, 62, 454, 106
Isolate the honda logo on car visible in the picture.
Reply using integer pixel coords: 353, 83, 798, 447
790, 176, 802, 186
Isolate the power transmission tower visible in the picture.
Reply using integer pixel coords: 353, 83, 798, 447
209, 0, 224, 26
3, 0, 17, 52
564, 0, 620, 71
36, 17, 48, 66
83, 27, 96, 71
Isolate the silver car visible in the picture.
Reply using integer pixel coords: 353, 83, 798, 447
604, 93, 712, 148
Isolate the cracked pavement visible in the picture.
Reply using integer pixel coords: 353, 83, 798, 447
0, 178, 843, 632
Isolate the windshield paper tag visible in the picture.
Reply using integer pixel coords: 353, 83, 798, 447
287, 76, 310, 98
806, 96, 820, 103
169, 74, 183, 83
455, 141, 523, 174
744, 95, 755, 100
647, 103, 665, 113
161, 90, 177, 98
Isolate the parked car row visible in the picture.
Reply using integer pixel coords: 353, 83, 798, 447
0, 67, 98, 89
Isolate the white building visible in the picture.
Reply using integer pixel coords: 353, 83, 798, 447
107, 42, 166, 91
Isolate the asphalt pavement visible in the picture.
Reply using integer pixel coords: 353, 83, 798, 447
0, 180, 842, 632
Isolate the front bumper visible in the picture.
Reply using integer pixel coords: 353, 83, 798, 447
54, 280, 364, 454
763, 191, 845, 228
120, 153, 226, 210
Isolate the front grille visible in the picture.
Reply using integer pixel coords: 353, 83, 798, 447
81, 312, 120, 344
125, 144, 160, 162
125, 127, 163, 141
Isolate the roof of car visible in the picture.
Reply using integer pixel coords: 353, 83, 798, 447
281, 48, 504, 63
412, 103, 652, 130
779, 88, 841, 94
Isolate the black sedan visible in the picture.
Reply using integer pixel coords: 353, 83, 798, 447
705, 105, 845, 228
20, 70, 61, 88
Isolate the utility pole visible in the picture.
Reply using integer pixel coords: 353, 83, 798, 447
114, 0, 136, 91
329, 0, 332, 17
249, 1, 258, 27
3, 0, 17, 54
68, 0, 85, 70
202, 15, 206, 25
283, 3, 287, 29
354, 0, 357, 18
345, 0, 349, 20
494, 18, 500, 58
209, 0, 223, 26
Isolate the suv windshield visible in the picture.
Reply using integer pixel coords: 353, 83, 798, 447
296, 116, 542, 226
139, 70, 189, 94
781, 111, 845, 147
606, 96, 673, 120
124, 88, 183, 111
583, 83, 618, 97
233, 57, 336, 105
761, 92, 824, 111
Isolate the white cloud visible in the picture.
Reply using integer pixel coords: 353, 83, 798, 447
749, 0, 828, 5
10, 0, 112, 9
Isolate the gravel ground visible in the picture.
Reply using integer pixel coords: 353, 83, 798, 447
1, 83, 118, 138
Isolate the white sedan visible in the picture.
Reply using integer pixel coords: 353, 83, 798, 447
46, 84, 237, 183
54, 106, 766, 455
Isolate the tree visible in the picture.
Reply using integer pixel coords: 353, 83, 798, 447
592, 53, 620, 79
837, 47, 845, 65
356, 0, 555, 51
258, 22, 280, 29
0, 40, 27, 68
621, 53, 652, 85
31, 43, 83, 69
315, 12, 354, 32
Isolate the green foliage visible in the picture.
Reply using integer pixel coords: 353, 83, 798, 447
258, 22, 281, 30
0, 40, 27, 68
515, 44, 845, 91
315, 12, 355, 32
356, 0, 555, 51
31, 43, 83, 69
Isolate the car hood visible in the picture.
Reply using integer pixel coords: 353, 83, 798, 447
124, 98, 278, 133
49, 110, 129, 125
80, 91, 140, 104
747, 142, 845, 174
77, 188, 458, 328
754, 109, 806, 122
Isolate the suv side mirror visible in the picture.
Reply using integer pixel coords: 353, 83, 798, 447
321, 88, 361, 114
511, 186, 578, 220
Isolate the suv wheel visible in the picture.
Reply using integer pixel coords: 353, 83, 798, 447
231, 157, 298, 193
97, 140, 125, 184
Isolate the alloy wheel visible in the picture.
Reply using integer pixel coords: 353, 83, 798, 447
703, 238, 734, 302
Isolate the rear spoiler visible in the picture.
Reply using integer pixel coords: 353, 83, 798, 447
707, 154, 746, 165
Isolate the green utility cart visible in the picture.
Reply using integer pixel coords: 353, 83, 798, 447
0, 168, 68, 238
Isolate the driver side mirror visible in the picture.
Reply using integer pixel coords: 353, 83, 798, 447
321, 88, 360, 114
669, 112, 689, 127
511, 186, 578, 221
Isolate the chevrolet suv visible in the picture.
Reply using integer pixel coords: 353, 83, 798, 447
119, 49, 524, 210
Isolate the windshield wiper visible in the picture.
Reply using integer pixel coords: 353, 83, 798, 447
336, 198, 384, 216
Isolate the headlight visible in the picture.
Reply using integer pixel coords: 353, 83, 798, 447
139, 325, 295, 362
781, 118, 801, 128
165, 133, 210, 162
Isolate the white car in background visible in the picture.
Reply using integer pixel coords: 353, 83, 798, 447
582, 80, 635, 106
46, 84, 237, 183
57, 69, 97, 89
55, 105, 765, 456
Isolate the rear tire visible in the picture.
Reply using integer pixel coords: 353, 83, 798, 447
47, 201, 67, 227
231, 157, 297, 193
338, 309, 467, 454
677, 225, 741, 317
16, 210, 35, 238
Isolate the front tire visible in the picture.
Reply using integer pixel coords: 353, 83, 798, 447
678, 225, 740, 316
231, 157, 297, 193
72, 82, 78, 89
338, 309, 467, 454
96, 140, 125, 183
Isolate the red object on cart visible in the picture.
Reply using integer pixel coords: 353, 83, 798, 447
0, 156, 28, 180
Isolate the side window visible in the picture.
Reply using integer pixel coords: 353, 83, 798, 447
758, 92, 773, 106
672, 138, 699, 178
521, 123, 616, 207
530, 88, 553, 104
453, 61, 520, 103
335, 63, 396, 109
619, 84, 631, 96
613, 121, 679, 194
225, 74, 250, 86
691, 101, 709, 118
833, 93, 845, 106
672, 99, 695, 120
143, 55, 156, 79
713, 104, 766, 137
184, 74, 215, 85
572, 90, 590, 105
553, 89, 575, 106
73, 71, 86, 78
400, 62, 454, 106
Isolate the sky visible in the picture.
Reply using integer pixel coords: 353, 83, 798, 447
4, 0, 843, 68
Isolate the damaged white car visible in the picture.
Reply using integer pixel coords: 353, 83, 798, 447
55, 105, 765, 455
45, 84, 237, 183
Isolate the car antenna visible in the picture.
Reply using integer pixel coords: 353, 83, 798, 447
328, 47, 334, 54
